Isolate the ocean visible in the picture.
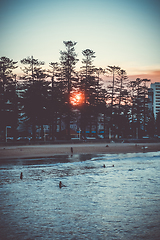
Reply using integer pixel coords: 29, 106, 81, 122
0, 152, 160, 240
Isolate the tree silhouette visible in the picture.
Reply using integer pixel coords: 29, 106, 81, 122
21, 56, 45, 81
114, 69, 130, 138
106, 65, 121, 114
48, 62, 59, 140
20, 79, 49, 141
20, 56, 46, 141
130, 78, 151, 138
106, 65, 121, 138
0, 57, 18, 141
59, 41, 79, 139
80, 49, 96, 138
0, 48, 156, 142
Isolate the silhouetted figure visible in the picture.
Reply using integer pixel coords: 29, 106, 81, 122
128, 168, 133, 171
112, 164, 114, 167
71, 147, 73, 154
103, 164, 105, 168
59, 181, 62, 188
20, 172, 23, 180
59, 181, 66, 188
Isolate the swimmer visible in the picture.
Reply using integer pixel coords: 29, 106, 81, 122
59, 181, 62, 188
103, 164, 106, 168
59, 181, 66, 188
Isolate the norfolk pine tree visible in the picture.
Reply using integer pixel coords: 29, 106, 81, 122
20, 56, 47, 141
80, 49, 96, 138
59, 41, 79, 139
0, 57, 18, 141
106, 65, 120, 138
48, 62, 59, 140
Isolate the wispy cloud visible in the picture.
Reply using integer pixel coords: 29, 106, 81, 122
128, 69, 160, 84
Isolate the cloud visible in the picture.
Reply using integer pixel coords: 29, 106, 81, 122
128, 70, 160, 84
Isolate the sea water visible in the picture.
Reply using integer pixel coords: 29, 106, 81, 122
0, 152, 160, 240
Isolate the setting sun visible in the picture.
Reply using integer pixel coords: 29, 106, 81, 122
70, 91, 84, 106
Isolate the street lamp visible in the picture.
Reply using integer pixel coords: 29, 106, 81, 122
6, 126, 11, 143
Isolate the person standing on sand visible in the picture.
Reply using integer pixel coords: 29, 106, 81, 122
71, 147, 73, 155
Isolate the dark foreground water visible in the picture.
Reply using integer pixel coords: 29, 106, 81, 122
0, 152, 160, 240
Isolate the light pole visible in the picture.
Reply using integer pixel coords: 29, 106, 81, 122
6, 126, 11, 142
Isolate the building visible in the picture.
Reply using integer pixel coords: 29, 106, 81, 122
149, 82, 160, 119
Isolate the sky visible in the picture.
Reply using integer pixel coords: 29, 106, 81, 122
0, 0, 160, 84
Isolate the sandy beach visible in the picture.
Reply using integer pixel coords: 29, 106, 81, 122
0, 142, 160, 160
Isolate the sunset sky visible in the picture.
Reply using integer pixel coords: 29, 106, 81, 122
0, 0, 160, 83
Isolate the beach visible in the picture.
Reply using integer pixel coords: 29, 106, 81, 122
0, 142, 160, 160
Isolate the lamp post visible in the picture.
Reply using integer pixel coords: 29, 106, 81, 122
6, 126, 11, 143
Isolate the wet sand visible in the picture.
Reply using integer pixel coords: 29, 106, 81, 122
0, 142, 160, 160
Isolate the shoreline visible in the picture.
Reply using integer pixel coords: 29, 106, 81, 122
0, 142, 160, 160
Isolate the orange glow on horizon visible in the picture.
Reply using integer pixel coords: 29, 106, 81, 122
70, 91, 85, 106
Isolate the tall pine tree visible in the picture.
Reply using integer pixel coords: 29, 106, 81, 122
59, 41, 79, 139
0, 57, 18, 141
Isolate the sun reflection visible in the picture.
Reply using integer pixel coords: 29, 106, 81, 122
70, 91, 84, 106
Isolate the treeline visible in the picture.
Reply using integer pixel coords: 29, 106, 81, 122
0, 41, 159, 142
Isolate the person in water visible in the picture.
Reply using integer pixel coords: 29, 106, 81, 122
59, 181, 62, 188
20, 172, 23, 180
59, 181, 66, 188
